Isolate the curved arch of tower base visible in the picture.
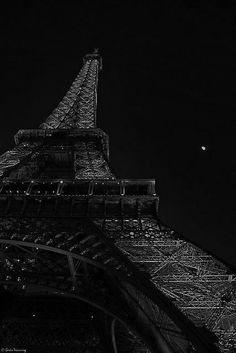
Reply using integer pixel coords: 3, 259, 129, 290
0, 216, 234, 352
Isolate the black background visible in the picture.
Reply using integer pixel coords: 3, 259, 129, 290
1, 1, 235, 266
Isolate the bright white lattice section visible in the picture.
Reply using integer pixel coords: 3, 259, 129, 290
98, 217, 236, 352
40, 56, 100, 129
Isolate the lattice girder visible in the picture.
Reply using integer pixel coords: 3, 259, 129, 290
100, 216, 236, 352
40, 51, 101, 130
1, 51, 235, 353
0, 142, 42, 179
0, 216, 223, 353
0, 129, 114, 180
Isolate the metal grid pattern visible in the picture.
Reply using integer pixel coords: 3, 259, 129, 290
74, 141, 114, 179
98, 217, 236, 352
0, 51, 103, 179
0, 51, 235, 352
0, 142, 41, 179
40, 54, 100, 129
0, 217, 219, 353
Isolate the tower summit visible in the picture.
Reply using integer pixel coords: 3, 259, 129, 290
0, 52, 235, 352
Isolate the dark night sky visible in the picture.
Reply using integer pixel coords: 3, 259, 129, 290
1, 1, 236, 266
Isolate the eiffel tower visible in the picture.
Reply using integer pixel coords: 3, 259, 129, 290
0, 50, 235, 353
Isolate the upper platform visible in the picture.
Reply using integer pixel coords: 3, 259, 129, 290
14, 128, 110, 160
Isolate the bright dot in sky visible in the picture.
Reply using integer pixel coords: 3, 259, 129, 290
201, 146, 206, 151
32, 313, 36, 317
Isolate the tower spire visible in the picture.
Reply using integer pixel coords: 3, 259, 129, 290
0, 51, 113, 180
40, 49, 102, 129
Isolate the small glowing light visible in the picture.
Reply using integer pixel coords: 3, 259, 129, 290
32, 313, 36, 317
201, 146, 206, 151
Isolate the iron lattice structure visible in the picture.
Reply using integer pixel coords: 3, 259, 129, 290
0, 51, 235, 353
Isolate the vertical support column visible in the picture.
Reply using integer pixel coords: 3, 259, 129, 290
67, 255, 78, 292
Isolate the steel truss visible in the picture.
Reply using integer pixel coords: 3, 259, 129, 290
0, 216, 227, 353
99, 216, 236, 352
0, 51, 235, 352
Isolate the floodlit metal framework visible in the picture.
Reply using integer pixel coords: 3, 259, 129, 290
0, 50, 235, 352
